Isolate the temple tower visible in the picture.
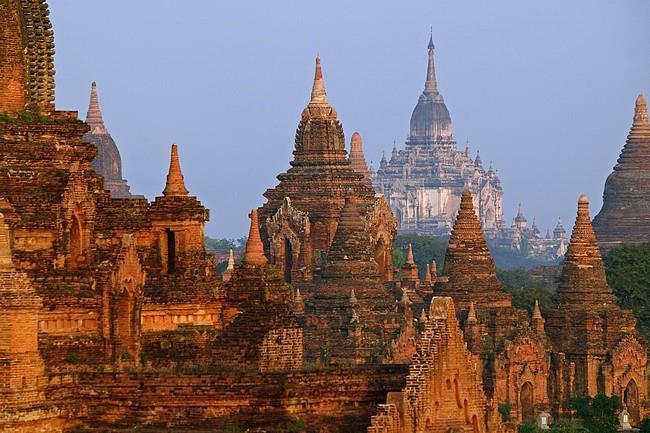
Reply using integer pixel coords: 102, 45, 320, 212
0, 0, 55, 113
305, 193, 401, 364
149, 144, 209, 275
83, 82, 133, 198
546, 195, 645, 420
216, 209, 302, 372
434, 188, 511, 308
259, 57, 396, 286
348, 132, 373, 187
593, 94, 650, 248
374, 36, 505, 236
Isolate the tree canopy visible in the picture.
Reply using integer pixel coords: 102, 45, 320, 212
603, 243, 650, 338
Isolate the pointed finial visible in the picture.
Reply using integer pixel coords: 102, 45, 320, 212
86, 81, 108, 134
309, 56, 329, 106
420, 308, 428, 323
226, 249, 235, 271
424, 263, 432, 283
406, 243, 415, 265
163, 143, 189, 197
467, 302, 478, 323
242, 209, 268, 266
0, 214, 15, 271
430, 260, 437, 276
532, 300, 543, 320
633, 94, 648, 127
428, 28, 434, 50
424, 32, 438, 93
350, 288, 358, 305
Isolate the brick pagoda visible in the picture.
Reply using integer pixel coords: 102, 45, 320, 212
593, 94, 650, 248
259, 57, 397, 286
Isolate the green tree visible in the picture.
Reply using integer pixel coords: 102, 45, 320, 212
393, 235, 447, 279
603, 243, 650, 338
496, 268, 556, 313
639, 417, 650, 433
570, 394, 622, 433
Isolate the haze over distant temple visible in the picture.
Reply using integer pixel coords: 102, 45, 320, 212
374, 36, 568, 264
374, 35, 505, 238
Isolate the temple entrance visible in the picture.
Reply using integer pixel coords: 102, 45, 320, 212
283, 238, 293, 283
624, 379, 640, 424
521, 381, 534, 422
115, 290, 134, 359
166, 229, 176, 274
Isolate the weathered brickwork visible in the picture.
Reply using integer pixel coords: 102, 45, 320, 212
546, 196, 648, 423
70, 366, 408, 433
593, 94, 650, 249
367, 298, 505, 433
259, 57, 398, 287
0, 0, 55, 112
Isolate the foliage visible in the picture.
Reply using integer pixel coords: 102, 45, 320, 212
639, 417, 650, 433
393, 234, 448, 278
496, 267, 556, 313
205, 236, 247, 250
603, 243, 650, 338
570, 394, 622, 433
519, 420, 587, 433
498, 401, 512, 422
549, 420, 588, 433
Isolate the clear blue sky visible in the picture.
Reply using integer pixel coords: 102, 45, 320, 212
49, 0, 649, 238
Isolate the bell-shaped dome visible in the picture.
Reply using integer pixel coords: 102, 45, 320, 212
408, 36, 453, 141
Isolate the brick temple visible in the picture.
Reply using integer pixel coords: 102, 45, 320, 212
593, 94, 650, 249
1, 1, 649, 432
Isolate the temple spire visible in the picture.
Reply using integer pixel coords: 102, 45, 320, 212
424, 34, 438, 94
243, 209, 268, 267
348, 132, 372, 185
633, 94, 649, 128
86, 82, 107, 134
309, 56, 329, 107
406, 243, 415, 265
163, 143, 189, 197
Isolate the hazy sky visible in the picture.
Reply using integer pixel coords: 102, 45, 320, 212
49, 0, 649, 238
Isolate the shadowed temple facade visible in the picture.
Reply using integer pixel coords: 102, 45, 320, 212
1, 1, 649, 433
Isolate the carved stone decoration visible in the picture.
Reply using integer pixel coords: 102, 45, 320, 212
367, 297, 506, 433
266, 197, 311, 283
60, 162, 97, 269
364, 195, 398, 280
610, 336, 647, 424
0, 0, 56, 112
496, 331, 551, 423
110, 234, 146, 367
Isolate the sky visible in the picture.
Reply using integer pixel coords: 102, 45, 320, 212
48, 0, 649, 238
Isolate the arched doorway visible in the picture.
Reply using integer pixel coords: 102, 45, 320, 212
115, 289, 134, 359
166, 229, 176, 274
283, 238, 293, 284
624, 379, 640, 425
521, 381, 535, 422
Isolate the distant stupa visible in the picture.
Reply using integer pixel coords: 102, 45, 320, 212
83, 82, 133, 198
